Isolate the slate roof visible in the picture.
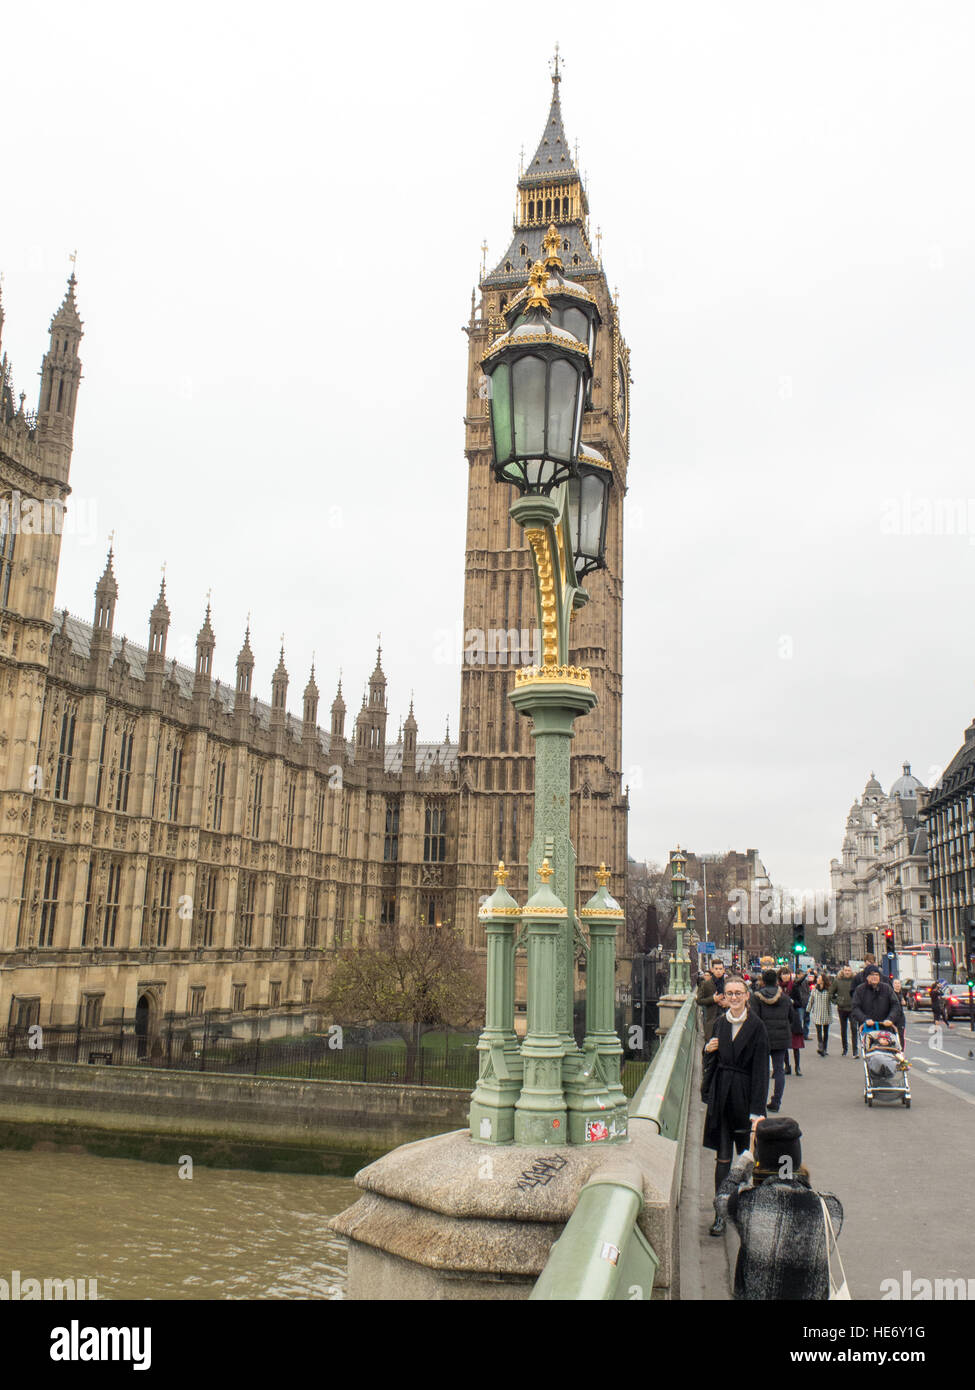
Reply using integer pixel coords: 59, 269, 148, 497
521, 79, 577, 184
484, 223, 599, 290
51, 610, 458, 773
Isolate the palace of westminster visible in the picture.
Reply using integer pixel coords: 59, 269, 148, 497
0, 69, 630, 1032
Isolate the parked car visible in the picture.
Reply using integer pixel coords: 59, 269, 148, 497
905, 981, 932, 1010
942, 984, 975, 1021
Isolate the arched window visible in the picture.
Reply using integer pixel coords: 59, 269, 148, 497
545, 198, 552, 218
520, 243, 527, 257
505, 261, 512, 272
562, 198, 569, 218
528, 201, 534, 220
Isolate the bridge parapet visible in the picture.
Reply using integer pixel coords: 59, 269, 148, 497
530, 996, 699, 1299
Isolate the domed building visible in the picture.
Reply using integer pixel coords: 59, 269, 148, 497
830, 766, 932, 963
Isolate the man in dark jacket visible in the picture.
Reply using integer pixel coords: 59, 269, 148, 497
696, 960, 728, 1035
851, 966, 904, 1039
751, 969, 799, 1112
830, 966, 858, 1057
702, 975, 770, 1234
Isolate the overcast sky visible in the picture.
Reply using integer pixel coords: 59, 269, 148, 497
3, 1, 974, 893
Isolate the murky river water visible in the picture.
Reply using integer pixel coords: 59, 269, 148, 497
0, 1150, 356, 1299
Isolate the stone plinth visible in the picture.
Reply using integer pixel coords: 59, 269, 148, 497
656, 995, 689, 1036
329, 1123, 682, 1300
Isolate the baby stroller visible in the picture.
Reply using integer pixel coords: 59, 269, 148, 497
862, 1025, 911, 1108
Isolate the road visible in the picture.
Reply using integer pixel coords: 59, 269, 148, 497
690, 1008, 975, 1300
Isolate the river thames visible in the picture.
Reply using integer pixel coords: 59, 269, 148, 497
0, 1149, 356, 1299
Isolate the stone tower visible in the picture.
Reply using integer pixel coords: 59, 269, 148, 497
456, 62, 630, 951
0, 276, 83, 955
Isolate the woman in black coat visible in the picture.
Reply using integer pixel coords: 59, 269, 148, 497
751, 969, 799, 1111
702, 975, 770, 1233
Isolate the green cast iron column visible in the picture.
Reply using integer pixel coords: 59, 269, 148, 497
469, 864, 523, 1144
514, 866, 571, 1146
568, 872, 628, 1142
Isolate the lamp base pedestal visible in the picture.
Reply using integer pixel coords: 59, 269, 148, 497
656, 995, 689, 1036
329, 1125, 679, 1300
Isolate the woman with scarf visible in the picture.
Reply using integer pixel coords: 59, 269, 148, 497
701, 974, 770, 1235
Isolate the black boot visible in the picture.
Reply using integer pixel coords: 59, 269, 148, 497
784, 1061, 792, 1074
793, 1050, 802, 1076
709, 1214, 726, 1236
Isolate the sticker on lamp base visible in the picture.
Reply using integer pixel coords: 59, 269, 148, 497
586, 1119, 609, 1142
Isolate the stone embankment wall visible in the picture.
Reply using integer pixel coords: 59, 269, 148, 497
0, 1060, 469, 1174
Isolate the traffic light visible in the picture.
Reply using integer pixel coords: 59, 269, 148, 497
884, 928, 895, 956
793, 923, 806, 955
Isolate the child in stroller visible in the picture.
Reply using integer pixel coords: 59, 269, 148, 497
861, 1024, 911, 1107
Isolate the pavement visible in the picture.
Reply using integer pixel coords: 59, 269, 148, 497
686, 1011, 975, 1300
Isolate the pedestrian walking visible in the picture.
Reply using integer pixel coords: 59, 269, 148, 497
929, 979, 950, 1033
852, 954, 878, 993
701, 974, 770, 1233
790, 967, 811, 1048
696, 958, 729, 1037
810, 972, 833, 1055
890, 978, 907, 1049
777, 967, 804, 1076
802, 968, 817, 1038
750, 969, 799, 1112
830, 966, 858, 1057
851, 964, 904, 1038
714, 1117, 846, 1301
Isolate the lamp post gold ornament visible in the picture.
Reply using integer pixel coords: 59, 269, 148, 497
469, 226, 626, 1147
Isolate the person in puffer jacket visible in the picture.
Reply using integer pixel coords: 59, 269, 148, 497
750, 969, 799, 1112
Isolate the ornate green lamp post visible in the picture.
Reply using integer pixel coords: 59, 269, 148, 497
469, 227, 624, 1147
667, 847, 692, 997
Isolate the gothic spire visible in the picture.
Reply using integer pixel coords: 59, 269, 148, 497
94, 543, 118, 633
51, 273, 83, 333
524, 46, 577, 182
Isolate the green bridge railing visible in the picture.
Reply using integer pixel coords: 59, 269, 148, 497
530, 996, 699, 1301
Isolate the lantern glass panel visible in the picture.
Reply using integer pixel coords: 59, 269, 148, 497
489, 361, 512, 461
512, 356, 546, 457
578, 472, 605, 557
548, 357, 578, 460
562, 306, 588, 344
573, 376, 585, 449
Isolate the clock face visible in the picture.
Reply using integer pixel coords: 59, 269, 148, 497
616, 357, 627, 434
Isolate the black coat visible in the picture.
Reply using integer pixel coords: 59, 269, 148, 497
792, 976, 811, 1011
702, 1012, 770, 1150
851, 979, 903, 1030
750, 986, 799, 1052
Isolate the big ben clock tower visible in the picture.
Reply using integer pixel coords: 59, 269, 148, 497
456, 55, 630, 962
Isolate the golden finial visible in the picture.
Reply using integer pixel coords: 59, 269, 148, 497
494, 861, 509, 885
542, 223, 563, 269
537, 858, 554, 883
596, 863, 611, 887
525, 260, 551, 315
480, 240, 488, 278
551, 41, 561, 84
595, 226, 603, 263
